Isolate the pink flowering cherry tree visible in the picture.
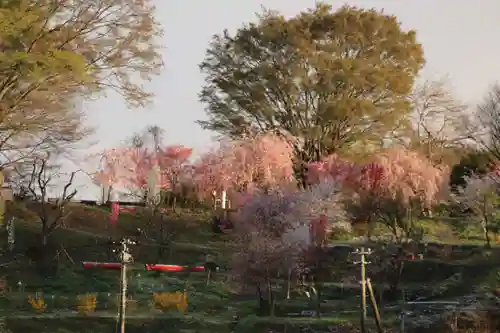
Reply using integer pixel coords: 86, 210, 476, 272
95, 147, 167, 201
95, 143, 193, 260
308, 148, 449, 242
95, 144, 192, 204
308, 148, 449, 297
191, 133, 296, 208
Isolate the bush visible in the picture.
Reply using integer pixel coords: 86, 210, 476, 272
449, 151, 492, 190
152, 291, 188, 312
76, 293, 97, 314
414, 219, 455, 240
328, 227, 353, 241
351, 222, 370, 237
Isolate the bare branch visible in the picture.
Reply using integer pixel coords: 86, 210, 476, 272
407, 78, 468, 164
466, 84, 500, 160
17, 154, 80, 245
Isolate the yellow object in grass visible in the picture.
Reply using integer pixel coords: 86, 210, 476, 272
76, 293, 97, 314
152, 291, 188, 312
28, 295, 46, 312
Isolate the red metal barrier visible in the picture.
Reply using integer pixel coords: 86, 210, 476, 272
145, 264, 205, 272
83, 262, 206, 272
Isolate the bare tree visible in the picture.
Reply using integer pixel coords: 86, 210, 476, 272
465, 84, 500, 160
20, 155, 79, 246
0, 103, 91, 169
406, 78, 468, 164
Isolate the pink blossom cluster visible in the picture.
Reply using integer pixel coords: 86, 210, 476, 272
94, 145, 192, 194
307, 147, 449, 208
191, 133, 296, 204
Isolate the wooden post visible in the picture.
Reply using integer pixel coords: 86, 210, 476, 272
400, 289, 406, 333
367, 278, 383, 333
361, 250, 367, 333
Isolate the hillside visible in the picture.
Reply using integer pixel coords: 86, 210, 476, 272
1, 201, 500, 333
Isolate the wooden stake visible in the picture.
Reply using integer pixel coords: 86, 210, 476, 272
367, 278, 384, 333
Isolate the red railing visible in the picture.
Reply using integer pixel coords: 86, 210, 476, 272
145, 264, 205, 272
82, 262, 205, 272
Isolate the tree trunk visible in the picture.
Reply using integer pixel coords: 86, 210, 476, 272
107, 186, 113, 203
315, 283, 322, 318
267, 280, 275, 316
256, 285, 269, 316
41, 221, 48, 247
483, 221, 491, 248
167, 238, 174, 262
286, 268, 292, 299
482, 199, 491, 248
390, 219, 399, 243
366, 217, 373, 240
154, 211, 163, 261
387, 256, 405, 299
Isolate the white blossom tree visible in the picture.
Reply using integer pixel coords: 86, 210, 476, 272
232, 180, 348, 315
452, 172, 500, 248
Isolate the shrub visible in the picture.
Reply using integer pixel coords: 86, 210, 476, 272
481, 268, 500, 289
328, 227, 352, 241
414, 219, 455, 240
152, 292, 188, 312
76, 293, 97, 314
449, 150, 492, 190
351, 222, 370, 237
28, 295, 46, 312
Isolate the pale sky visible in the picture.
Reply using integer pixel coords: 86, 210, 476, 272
68, 0, 500, 199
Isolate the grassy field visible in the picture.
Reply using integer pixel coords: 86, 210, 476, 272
1, 201, 500, 333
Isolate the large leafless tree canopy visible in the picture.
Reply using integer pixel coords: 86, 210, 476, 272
405, 79, 468, 165
467, 84, 500, 160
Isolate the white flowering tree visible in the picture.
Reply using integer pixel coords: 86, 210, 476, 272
232, 179, 347, 316
452, 172, 500, 248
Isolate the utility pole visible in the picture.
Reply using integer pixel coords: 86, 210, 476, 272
353, 247, 372, 333
112, 237, 136, 333
82, 229, 209, 333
